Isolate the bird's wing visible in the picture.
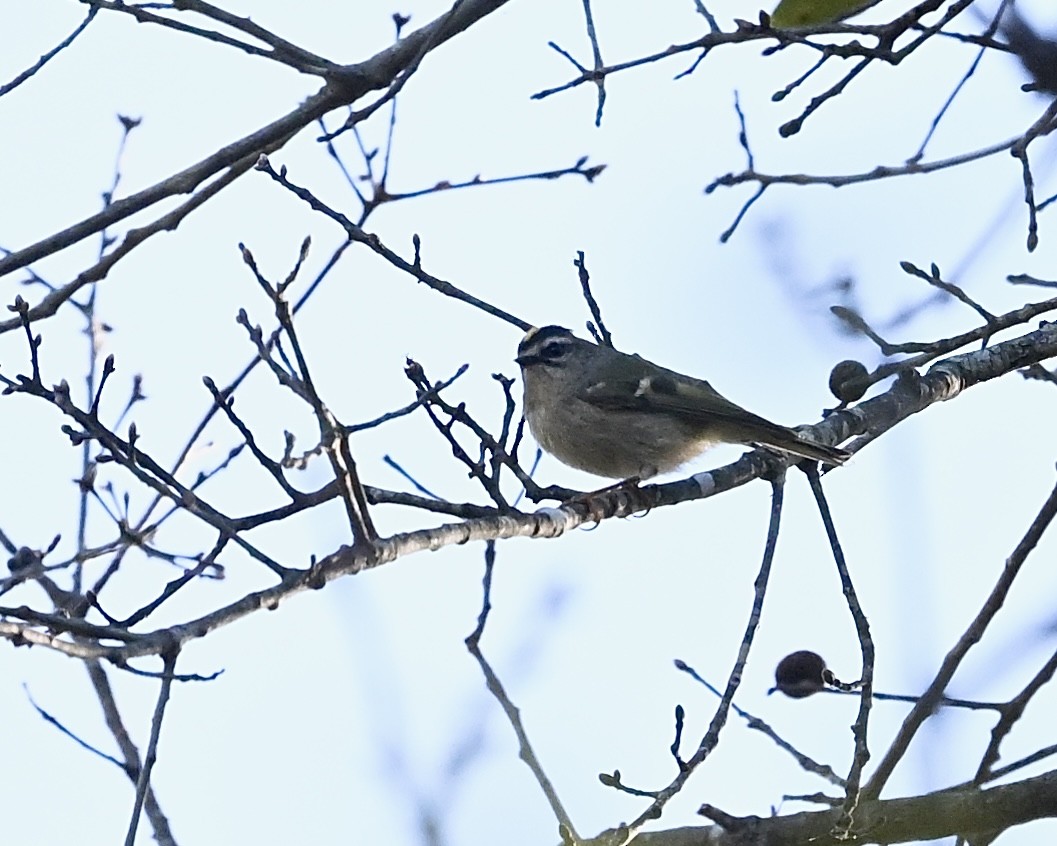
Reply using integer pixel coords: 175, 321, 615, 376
582, 368, 779, 431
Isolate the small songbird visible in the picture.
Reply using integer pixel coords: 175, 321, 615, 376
515, 325, 848, 480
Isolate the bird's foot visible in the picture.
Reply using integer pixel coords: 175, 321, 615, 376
561, 476, 653, 522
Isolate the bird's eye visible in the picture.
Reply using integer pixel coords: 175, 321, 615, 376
541, 341, 566, 360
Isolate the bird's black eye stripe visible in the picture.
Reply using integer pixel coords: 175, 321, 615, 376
541, 341, 567, 360
516, 326, 575, 366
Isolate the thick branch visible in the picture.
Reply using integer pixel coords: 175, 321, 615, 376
616, 767, 1057, 846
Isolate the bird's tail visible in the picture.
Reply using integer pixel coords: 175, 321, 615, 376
751, 426, 850, 466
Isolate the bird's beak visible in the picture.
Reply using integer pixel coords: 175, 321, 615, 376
515, 351, 540, 367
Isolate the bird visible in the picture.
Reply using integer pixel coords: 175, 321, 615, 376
515, 325, 848, 480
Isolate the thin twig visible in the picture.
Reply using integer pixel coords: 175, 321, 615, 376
87, 662, 176, 845
675, 659, 846, 787
255, 156, 530, 329
0, 0, 516, 286
863, 475, 1057, 800
124, 651, 177, 846
0, 7, 98, 97
973, 647, 1057, 783
464, 541, 581, 843
579, 0, 606, 125
573, 251, 613, 347
806, 467, 874, 835
24, 684, 126, 770
616, 471, 786, 844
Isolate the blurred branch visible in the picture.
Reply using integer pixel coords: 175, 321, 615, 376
998, 5, 1057, 95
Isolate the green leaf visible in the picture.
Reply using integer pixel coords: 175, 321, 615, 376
770, 0, 882, 28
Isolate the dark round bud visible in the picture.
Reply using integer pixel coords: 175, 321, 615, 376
8, 547, 40, 573
771, 650, 828, 699
829, 359, 869, 403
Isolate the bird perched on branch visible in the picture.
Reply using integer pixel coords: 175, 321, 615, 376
516, 325, 848, 480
